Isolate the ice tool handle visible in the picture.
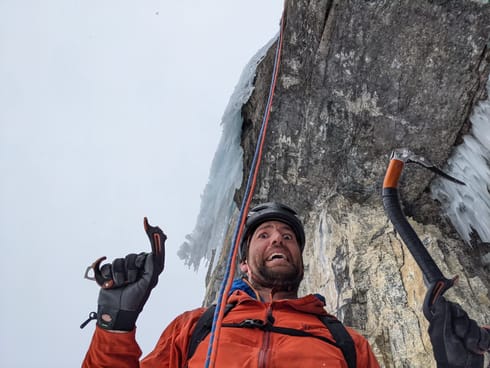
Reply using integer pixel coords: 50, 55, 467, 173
382, 148, 464, 318
84, 217, 166, 289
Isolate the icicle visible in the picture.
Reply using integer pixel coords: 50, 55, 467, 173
431, 77, 490, 244
178, 35, 279, 270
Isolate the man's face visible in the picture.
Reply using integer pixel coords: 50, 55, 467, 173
240, 220, 304, 291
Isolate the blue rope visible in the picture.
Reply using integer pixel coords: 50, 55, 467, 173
203, 11, 286, 368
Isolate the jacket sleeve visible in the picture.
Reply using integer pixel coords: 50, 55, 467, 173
82, 308, 206, 368
82, 326, 142, 368
347, 327, 381, 368
140, 308, 206, 367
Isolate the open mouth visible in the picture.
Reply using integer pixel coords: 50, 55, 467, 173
266, 253, 289, 262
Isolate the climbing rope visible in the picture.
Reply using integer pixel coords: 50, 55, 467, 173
203, 6, 287, 368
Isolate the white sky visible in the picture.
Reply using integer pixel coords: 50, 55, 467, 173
0, 1, 282, 366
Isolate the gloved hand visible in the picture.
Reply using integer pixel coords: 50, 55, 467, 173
427, 296, 489, 368
95, 218, 166, 331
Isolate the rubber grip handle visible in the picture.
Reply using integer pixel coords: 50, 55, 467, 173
382, 187, 446, 284
383, 156, 455, 320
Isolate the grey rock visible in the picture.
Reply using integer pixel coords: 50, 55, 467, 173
205, 1, 490, 367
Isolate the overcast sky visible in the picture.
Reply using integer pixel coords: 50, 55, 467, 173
0, 1, 282, 366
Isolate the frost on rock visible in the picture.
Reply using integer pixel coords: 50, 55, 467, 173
431, 76, 490, 244
178, 35, 278, 271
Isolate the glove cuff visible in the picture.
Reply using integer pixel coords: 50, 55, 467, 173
96, 305, 139, 331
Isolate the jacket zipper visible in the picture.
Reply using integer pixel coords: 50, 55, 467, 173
258, 304, 274, 368
258, 329, 271, 368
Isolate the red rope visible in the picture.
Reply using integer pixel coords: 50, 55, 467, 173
205, 6, 286, 368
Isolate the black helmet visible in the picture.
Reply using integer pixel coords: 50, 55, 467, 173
239, 202, 305, 261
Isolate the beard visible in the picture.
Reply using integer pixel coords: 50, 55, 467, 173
250, 260, 304, 292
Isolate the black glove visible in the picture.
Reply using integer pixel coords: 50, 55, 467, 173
95, 218, 166, 331
427, 296, 489, 368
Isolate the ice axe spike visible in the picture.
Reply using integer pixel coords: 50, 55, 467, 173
382, 148, 463, 319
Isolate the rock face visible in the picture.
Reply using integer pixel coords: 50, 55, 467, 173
205, 1, 490, 367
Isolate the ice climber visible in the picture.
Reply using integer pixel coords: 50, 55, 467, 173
82, 202, 489, 367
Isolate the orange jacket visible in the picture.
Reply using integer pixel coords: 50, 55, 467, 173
83, 288, 380, 367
